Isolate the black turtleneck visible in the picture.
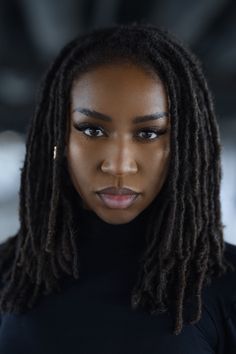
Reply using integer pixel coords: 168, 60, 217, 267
0, 204, 236, 354
75, 204, 148, 294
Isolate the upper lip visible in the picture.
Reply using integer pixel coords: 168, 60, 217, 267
97, 187, 139, 195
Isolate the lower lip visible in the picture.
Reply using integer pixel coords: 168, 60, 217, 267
97, 193, 139, 209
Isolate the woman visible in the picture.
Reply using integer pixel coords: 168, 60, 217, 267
0, 22, 235, 353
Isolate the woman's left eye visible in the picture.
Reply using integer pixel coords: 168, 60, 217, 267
73, 123, 167, 141
137, 129, 164, 140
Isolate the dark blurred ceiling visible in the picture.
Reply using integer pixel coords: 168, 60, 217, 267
0, 0, 235, 133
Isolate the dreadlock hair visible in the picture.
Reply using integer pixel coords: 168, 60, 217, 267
0, 22, 234, 336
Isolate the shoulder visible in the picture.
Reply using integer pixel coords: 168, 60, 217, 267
202, 241, 236, 312
198, 242, 236, 351
0, 236, 18, 327
222, 241, 236, 310
188, 242, 236, 352
219, 241, 236, 296
203, 242, 236, 307
0, 235, 18, 297
224, 241, 236, 266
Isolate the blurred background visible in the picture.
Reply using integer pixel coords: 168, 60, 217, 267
0, 0, 235, 244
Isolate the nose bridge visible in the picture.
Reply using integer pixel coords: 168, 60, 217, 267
101, 135, 137, 175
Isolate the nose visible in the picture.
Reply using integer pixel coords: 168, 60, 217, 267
100, 139, 138, 176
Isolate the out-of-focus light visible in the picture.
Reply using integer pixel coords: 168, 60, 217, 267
221, 143, 236, 245
0, 70, 34, 105
0, 130, 25, 202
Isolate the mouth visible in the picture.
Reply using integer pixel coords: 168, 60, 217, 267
97, 187, 139, 195
96, 192, 139, 209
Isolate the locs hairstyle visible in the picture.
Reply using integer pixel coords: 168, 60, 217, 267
0, 22, 234, 335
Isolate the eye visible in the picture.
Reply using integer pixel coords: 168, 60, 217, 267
73, 123, 105, 137
82, 126, 103, 137
73, 123, 167, 141
137, 128, 166, 141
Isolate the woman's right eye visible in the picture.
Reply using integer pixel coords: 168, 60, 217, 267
73, 123, 104, 138
85, 127, 103, 137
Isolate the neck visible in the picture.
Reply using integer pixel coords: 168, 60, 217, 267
77, 205, 149, 250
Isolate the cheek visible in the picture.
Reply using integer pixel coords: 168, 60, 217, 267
68, 134, 94, 166
146, 144, 170, 190
66, 137, 94, 185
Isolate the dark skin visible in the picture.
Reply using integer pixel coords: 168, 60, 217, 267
66, 62, 171, 225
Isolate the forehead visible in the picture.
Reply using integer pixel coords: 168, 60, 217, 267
72, 61, 163, 89
71, 63, 168, 114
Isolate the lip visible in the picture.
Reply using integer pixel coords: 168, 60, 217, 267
96, 193, 139, 209
97, 187, 139, 195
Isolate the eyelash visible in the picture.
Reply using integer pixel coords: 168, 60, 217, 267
73, 123, 167, 142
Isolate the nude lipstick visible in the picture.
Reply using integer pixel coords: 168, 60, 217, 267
96, 187, 140, 209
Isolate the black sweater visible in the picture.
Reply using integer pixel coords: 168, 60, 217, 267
0, 205, 236, 354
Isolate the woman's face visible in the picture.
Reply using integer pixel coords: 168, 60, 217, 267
66, 62, 170, 224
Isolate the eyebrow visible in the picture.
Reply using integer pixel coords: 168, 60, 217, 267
72, 107, 169, 124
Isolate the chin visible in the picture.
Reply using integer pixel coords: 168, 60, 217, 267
97, 208, 141, 225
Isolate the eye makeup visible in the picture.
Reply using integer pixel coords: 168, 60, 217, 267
72, 122, 168, 142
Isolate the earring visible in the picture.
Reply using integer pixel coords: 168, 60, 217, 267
53, 145, 57, 160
